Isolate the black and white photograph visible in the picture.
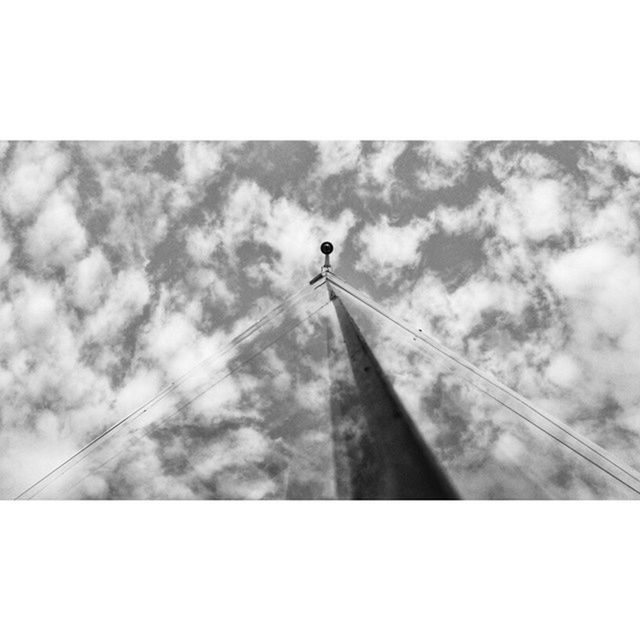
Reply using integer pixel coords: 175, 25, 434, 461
2, 140, 640, 500
2, 4, 638, 640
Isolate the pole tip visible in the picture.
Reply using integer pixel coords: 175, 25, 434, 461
320, 241, 334, 255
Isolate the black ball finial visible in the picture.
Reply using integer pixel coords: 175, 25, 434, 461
320, 242, 334, 255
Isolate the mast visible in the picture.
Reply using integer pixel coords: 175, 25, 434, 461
318, 242, 459, 499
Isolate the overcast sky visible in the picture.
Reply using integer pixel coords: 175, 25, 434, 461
1, 141, 640, 499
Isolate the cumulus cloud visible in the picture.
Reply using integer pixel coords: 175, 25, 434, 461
3, 140, 640, 499
546, 353, 581, 388
85, 267, 151, 341
546, 241, 640, 405
264, 197, 354, 290
68, 247, 113, 311
0, 142, 69, 218
144, 302, 205, 378
24, 184, 87, 269
81, 145, 181, 265
417, 141, 471, 190
12, 275, 60, 341
347, 142, 640, 490
358, 141, 407, 196
579, 198, 639, 246
614, 141, 640, 175
430, 141, 470, 165
185, 227, 222, 264
503, 177, 568, 242
181, 141, 224, 185
356, 216, 435, 279
195, 426, 271, 476
0, 271, 118, 496
315, 141, 361, 177
201, 179, 356, 292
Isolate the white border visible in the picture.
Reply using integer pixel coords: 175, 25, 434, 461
1, 502, 638, 640
1, 2, 639, 637
1, 1, 639, 139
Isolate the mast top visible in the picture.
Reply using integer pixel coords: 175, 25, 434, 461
321, 242, 333, 255
320, 241, 333, 274
309, 242, 334, 284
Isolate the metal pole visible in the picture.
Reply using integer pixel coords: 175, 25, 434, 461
327, 283, 459, 499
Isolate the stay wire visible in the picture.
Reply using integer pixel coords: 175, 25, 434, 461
22, 291, 332, 499
330, 272, 640, 489
15, 279, 326, 499
21, 286, 329, 499
327, 273, 640, 492
390, 324, 640, 495
43, 295, 333, 500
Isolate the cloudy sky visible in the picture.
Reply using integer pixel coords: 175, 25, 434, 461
1, 140, 640, 499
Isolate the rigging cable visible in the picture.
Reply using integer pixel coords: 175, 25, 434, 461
14, 279, 326, 499
395, 331, 640, 495
326, 272, 640, 494
18, 285, 331, 499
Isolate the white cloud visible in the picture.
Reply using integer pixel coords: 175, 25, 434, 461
181, 142, 223, 185
479, 144, 561, 183
315, 141, 361, 177
504, 177, 567, 242
187, 267, 235, 307
145, 307, 201, 376
0, 271, 122, 496
430, 141, 470, 165
24, 185, 87, 269
141, 286, 231, 388
185, 227, 222, 264
578, 199, 639, 246
35, 410, 61, 439
0, 142, 69, 218
84, 147, 179, 265
397, 147, 640, 460
541, 241, 640, 430
12, 276, 59, 342
417, 141, 471, 190
615, 141, 640, 175
195, 427, 271, 478
68, 247, 113, 311
395, 270, 530, 356
264, 198, 354, 290
359, 141, 407, 195
356, 216, 435, 279
113, 367, 164, 419
85, 268, 151, 341
430, 189, 500, 237
547, 242, 640, 343
546, 353, 580, 388
215, 179, 355, 291
215, 470, 277, 499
